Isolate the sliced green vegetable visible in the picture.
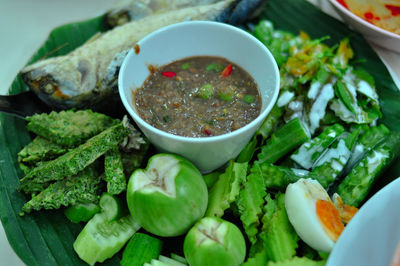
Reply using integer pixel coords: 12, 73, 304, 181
257, 118, 309, 164
74, 214, 140, 265
158, 255, 186, 266
64, 202, 100, 224
260, 193, 299, 262
334, 80, 357, 115
20, 122, 129, 187
17, 136, 67, 164
242, 249, 268, 266
337, 132, 400, 206
291, 124, 344, 169
236, 136, 258, 163
99, 193, 125, 221
344, 124, 390, 175
26, 110, 117, 147
205, 161, 248, 217
257, 163, 301, 191
267, 256, 326, 266
121, 233, 163, 266
255, 105, 283, 140
203, 171, 222, 190
21, 165, 102, 213
308, 130, 359, 188
170, 254, 187, 264
104, 147, 126, 195
237, 164, 267, 244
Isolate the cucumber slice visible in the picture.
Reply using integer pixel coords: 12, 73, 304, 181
158, 255, 187, 266
99, 193, 123, 221
151, 259, 170, 266
121, 233, 163, 266
64, 202, 100, 223
73, 214, 140, 265
170, 254, 187, 264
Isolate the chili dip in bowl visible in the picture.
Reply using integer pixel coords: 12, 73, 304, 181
119, 21, 280, 172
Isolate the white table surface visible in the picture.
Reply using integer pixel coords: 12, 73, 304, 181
0, 0, 399, 265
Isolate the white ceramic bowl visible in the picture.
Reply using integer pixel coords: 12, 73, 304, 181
329, 0, 400, 53
118, 21, 279, 173
327, 177, 400, 266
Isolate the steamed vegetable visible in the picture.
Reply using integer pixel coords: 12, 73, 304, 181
26, 109, 117, 147
21, 165, 102, 213
126, 154, 208, 237
183, 217, 246, 266
290, 124, 344, 169
20, 122, 130, 189
17, 136, 67, 164
104, 147, 126, 195
337, 132, 400, 207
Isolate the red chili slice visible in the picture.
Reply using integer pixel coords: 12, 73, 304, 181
385, 4, 400, 16
204, 128, 212, 136
221, 64, 233, 77
162, 71, 176, 78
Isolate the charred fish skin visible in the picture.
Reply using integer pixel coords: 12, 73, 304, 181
105, 0, 221, 28
21, 0, 266, 110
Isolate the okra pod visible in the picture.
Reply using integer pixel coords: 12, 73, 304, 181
257, 118, 309, 164
256, 163, 301, 191
291, 124, 344, 169
336, 132, 400, 207
308, 129, 360, 188
344, 124, 390, 175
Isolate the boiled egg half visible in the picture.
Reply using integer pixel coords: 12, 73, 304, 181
285, 178, 345, 253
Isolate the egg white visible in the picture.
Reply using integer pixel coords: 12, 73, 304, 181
285, 178, 335, 253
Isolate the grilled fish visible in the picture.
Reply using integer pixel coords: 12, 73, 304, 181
105, 0, 221, 27
21, 0, 267, 110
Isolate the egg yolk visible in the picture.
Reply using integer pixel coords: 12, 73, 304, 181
316, 199, 344, 242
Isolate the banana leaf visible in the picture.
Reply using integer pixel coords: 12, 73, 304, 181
0, 0, 399, 265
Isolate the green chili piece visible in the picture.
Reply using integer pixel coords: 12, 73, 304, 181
219, 93, 234, 102
199, 84, 215, 100
243, 95, 255, 104
181, 62, 190, 70
206, 63, 223, 72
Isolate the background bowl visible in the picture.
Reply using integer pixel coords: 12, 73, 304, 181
327, 177, 400, 266
119, 21, 279, 173
329, 0, 400, 53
